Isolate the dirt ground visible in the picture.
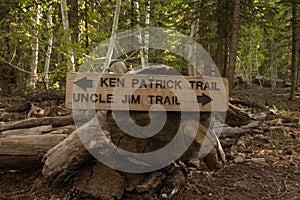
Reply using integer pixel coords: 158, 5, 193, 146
0, 86, 300, 200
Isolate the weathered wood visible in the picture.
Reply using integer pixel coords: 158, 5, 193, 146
229, 97, 269, 112
48, 125, 75, 135
24, 89, 65, 102
1, 125, 52, 137
73, 162, 125, 199
4, 102, 31, 113
225, 103, 252, 126
43, 66, 227, 181
135, 172, 166, 193
218, 120, 262, 138
42, 114, 105, 180
0, 134, 67, 169
0, 115, 74, 131
0, 134, 67, 155
0, 112, 25, 122
66, 72, 229, 112
0, 155, 41, 170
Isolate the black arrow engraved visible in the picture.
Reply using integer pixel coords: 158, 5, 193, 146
74, 77, 93, 90
197, 94, 212, 106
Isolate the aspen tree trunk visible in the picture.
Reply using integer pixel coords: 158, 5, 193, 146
226, 0, 241, 92
60, 0, 75, 72
188, 0, 200, 76
85, 0, 89, 49
144, 0, 150, 66
135, 1, 146, 68
44, 6, 53, 89
270, 32, 277, 90
31, 5, 41, 88
104, 0, 121, 71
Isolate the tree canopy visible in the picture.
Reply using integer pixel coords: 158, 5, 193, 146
0, 0, 299, 95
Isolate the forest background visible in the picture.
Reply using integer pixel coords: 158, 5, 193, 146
0, 0, 299, 99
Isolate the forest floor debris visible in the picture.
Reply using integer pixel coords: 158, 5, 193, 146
0, 87, 300, 200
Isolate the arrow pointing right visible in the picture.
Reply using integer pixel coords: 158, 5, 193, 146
197, 93, 213, 106
74, 77, 93, 90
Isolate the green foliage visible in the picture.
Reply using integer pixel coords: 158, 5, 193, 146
0, 0, 298, 93
236, 0, 296, 86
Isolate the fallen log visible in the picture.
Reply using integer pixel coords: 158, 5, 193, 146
24, 89, 65, 102
0, 134, 67, 169
0, 155, 41, 170
229, 97, 269, 112
0, 115, 74, 131
42, 113, 106, 181
4, 102, 31, 113
218, 120, 262, 138
48, 125, 75, 135
225, 103, 252, 126
1, 125, 52, 137
0, 134, 67, 155
0, 112, 25, 122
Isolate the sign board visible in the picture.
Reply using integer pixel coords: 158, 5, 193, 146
66, 73, 229, 112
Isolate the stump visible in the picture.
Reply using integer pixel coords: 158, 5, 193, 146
42, 66, 225, 181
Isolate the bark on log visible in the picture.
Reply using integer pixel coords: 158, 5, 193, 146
24, 89, 65, 102
0, 115, 74, 131
1, 125, 52, 137
0, 156, 41, 170
0, 134, 67, 155
218, 120, 262, 138
48, 125, 75, 135
4, 102, 31, 113
42, 114, 106, 180
0, 112, 25, 122
229, 97, 269, 111
0, 134, 67, 169
225, 103, 252, 126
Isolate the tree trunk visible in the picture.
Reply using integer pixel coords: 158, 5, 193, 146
30, 5, 41, 89
215, 0, 225, 75
60, 0, 75, 72
85, 0, 89, 50
130, 0, 135, 28
135, 1, 147, 68
290, 2, 298, 100
0, 0, 11, 95
67, 0, 79, 43
297, 44, 300, 90
226, 0, 241, 93
144, 0, 150, 65
104, 0, 121, 71
44, 6, 54, 89
188, 0, 200, 76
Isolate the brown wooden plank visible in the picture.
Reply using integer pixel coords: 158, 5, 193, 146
65, 73, 229, 112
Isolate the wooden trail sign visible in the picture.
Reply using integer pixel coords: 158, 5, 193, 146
66, 73, 229, 112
